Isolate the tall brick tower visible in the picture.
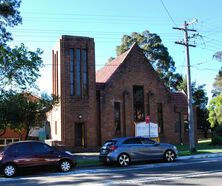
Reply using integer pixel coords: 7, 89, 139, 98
50, 35, 97, 150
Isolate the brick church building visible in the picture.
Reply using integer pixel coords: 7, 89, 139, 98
47, 35, 191, 151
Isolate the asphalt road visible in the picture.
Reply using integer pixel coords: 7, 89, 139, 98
1, 156, 222, 186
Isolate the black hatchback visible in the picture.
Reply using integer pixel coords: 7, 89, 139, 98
0, 141, 77, 177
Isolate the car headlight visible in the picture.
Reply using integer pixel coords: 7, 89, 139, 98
173, 146, 177, 150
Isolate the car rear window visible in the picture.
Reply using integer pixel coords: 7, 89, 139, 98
123, 138, 141, 144
102, 140, 117, 148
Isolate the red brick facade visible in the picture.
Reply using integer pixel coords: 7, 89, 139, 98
48, 36, 191, 151
49, 36, 98, 151
96, 43, 189, 145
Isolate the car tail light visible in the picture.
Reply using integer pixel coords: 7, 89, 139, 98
108, 145, 118, 152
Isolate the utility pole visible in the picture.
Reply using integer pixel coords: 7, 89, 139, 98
173, 19, 198, 152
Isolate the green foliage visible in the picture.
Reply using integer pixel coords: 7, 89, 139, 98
116, 30, 182, 91
208, 95, 222, 128
0, 43, 43, 90
212, 134, 222, 145
0, 0, 43, 91
212, 67, 222, 97
177, 139, 222, 156
193, 84, 208, 109
212, 51, 222, 97
0, 0, 22, 45
211, 126, 222, 145
0, 91, 53, 139
177, 77, 208, 109
178, 77, 209, 134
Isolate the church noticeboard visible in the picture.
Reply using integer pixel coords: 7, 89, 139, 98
135, 122, 158, 138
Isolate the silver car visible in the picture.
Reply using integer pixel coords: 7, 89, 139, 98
99, 137, 178, 167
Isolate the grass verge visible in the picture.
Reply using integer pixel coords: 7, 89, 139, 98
177, 139, 222, 156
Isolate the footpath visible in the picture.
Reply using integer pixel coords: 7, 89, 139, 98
73, 152, 222, 166
73, 152, 99, 161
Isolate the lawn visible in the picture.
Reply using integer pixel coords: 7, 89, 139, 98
77, 159, 101, 167
177, 139, 222, 156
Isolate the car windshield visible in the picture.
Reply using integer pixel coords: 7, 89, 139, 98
102, 140, 117, 148
2, 144, 11, 154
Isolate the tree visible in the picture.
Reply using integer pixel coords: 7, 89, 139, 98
116, 30, 182, 91
177, 77, 210, 137
0, 0, 43, 91
0, 91, 53, 139
212, 67, 222, 97
0, 0, 22, 45
177, 76, 208, 108
212, 51, 222, 97
208, 95, 222, 128
208, 95, 222, 145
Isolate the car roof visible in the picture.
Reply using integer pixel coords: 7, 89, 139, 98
6, 140, 45, 147
111, 136, 147, 142
12, 140, 42, 144
112, 136, 146, 140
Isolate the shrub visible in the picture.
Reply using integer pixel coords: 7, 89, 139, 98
212, 126, 222, 145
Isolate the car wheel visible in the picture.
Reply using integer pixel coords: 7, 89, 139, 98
164, 150, 176, 162
59, 159, 72, 172
118, 153, 130, 167
3, 163, 17, 177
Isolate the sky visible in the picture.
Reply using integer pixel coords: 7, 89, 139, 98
8, 0, 222, 100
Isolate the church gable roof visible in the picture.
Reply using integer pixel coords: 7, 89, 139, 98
96, 44, 136, 83
172, 91, 188, 107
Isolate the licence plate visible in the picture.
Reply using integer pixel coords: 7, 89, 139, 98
101, 149, 108, 154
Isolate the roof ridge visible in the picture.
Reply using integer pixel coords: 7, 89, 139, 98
96, 43, 137, 83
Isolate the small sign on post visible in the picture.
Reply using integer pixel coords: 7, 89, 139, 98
145, 115, 150, 124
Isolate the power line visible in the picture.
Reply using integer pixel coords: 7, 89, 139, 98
160, 0, 177, 26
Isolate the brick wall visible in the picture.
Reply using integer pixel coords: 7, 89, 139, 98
58, 36, 97, 149
49, 36, 190, 151
98, 44, 184, 145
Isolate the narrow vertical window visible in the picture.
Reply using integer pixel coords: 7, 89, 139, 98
76, 49, 81, 96
157, 103, 164, 133
183, 114, 189, 131
52, 50, 55, 95
55, 121, 57, 135
82, 49, 88, 96
70, 49, 74, 96
133, 86, 145, 122
114, 102, 121, 135
56, 51, 58, 97
147, 92, 151, 116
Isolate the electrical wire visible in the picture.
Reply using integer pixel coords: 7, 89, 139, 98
160, 0, 177, 26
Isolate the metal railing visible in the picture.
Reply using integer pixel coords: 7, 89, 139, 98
0, 138, 20, 147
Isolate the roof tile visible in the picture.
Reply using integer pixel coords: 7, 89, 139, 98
172, 91, 188, 107
96, 46, 131, 83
